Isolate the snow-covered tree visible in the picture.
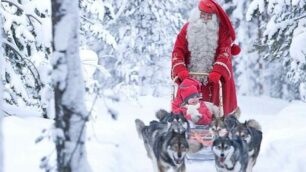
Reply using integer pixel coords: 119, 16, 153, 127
0, 10, 4, 172
225, 0, 268, 96
79, 0, 197, 101
104, 0, 195, 98
246, 0, 306, 100
51, 0, 92, 171
219, 0, 306, 101
80, 0, 116, 93
1, 0, 52, 117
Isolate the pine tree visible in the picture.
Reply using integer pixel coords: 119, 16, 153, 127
247, 0, 306, 100
80, 0, 117, 94
51, 0, 92, 171
216, 0, 266, 96
1, 0, 52, 117
109, 0, 194, 97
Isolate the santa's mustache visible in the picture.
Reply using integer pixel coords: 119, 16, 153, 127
191, 16, 219, 32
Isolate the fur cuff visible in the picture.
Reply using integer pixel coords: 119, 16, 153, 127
212, 57, 232, 80
172, 63, 188, 79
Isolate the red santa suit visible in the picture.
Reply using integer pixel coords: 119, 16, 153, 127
171, 0, 240, 116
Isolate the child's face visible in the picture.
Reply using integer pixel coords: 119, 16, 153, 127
187, 97, 200, 105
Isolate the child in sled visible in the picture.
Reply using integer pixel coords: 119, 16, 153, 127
171, 77, 219, 125
172, 77, 220, 151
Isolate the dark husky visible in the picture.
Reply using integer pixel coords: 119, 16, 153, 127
211, 113, 241, 137
212, 135, 249, 172
135, 110, 189, 172
230, 119, 262, 172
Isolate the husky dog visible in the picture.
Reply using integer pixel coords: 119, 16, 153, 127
211, 113, 241, 137
212, 136, 249, 172
230, 119, 262, 172
135, 110, 189, 172
156, 110, 190, 130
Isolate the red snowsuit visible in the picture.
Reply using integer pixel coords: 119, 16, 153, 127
172, 78, 213, 125
171, 22, 238, 116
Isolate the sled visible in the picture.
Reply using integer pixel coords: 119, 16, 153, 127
186, 124, 215, 161
172, 72, 224, 161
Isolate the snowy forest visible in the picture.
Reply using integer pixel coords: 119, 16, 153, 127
0, 0, 305, 172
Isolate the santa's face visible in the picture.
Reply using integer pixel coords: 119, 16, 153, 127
200, 11, 213, 23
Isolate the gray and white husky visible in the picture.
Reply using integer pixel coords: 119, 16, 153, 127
135, 110, 189, 172
211, 112, 241, 137
230, 119, 262, 172
212, 136, 249, 172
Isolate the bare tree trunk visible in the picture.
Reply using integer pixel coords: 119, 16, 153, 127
51, 0, 92, 172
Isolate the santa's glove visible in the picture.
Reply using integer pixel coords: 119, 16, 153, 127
177, 70, 189, 82
208, 72, 221, 84
185, 103, 201, 123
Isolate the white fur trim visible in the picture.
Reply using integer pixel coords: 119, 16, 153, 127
172, 62, 185, 74
204, 101, 220, 117
214, 61, 231, 78
185, 103, 201, 123
187, 8, 219, 79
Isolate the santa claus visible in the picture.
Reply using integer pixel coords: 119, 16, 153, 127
171, 0, 240, 116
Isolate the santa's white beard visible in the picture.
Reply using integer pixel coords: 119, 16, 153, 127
187, 11, 219, 79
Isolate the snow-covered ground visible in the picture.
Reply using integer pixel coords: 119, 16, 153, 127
2, 95, 306, 172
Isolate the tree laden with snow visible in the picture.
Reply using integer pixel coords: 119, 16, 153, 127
222, 0, 306, 101
79, 0, 195, 99
247, 0, 306, 100
79, 0, 116, 93
107, 0, 194, 97
51, 0, 92, 171
1, 0, 52, 118
220, 0, 268, 96
80, 0, 117, 49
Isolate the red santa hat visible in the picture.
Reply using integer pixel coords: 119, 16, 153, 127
198, 0, 241, 56
180, 85, 200, 104
179, 78, 201, 104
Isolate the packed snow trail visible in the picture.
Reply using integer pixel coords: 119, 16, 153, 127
2, 95, 306, 172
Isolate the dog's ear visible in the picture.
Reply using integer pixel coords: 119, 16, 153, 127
221, 115, 225, 121
224, 131, 230, 138
167, 113, 175, 122
176, 112, 184, 120
177, 112, 190, 132
212, 114, 216, 121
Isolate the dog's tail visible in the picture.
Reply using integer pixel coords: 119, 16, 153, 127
246, 119, 262, 131
135, 119, 145, 139
155, 109, 169, 121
